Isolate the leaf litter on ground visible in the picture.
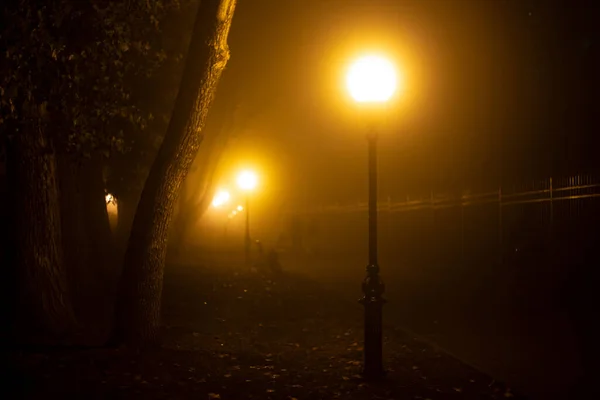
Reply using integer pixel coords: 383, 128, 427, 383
11, 263, 526, 399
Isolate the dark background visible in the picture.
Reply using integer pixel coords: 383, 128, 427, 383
212, 0, 599, 208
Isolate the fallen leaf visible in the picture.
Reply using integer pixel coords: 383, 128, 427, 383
267, 389, 275, 393
454, 388, 462, 393
342, 376, 350, 381
224, 374, 232, 378
208, 394, 220, 399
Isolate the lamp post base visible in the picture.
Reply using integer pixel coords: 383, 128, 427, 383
360, 263, 386, 379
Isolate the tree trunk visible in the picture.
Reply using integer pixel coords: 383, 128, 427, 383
57, 156, 115, 343
7, 118, 77, 345
115, 190, 140, 251
80, 161, 114, 275
80, 161, 116, 342
56, 154, 90, 322
169, 135, 218, 254
169, 107, 237, 254
116, 0, 237, 346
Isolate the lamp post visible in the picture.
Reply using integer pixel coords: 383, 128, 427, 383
212, 189, 231, 249
346, 54, 398, 379
237, 170, 258, 265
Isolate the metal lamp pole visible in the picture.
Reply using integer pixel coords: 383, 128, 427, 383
244, 195, 251, 265
360, 129, 386, 379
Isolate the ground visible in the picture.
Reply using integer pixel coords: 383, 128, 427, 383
10, 262, 523, 399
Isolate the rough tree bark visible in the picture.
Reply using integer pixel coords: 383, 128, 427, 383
169, 132, 224, 253
7, 115, 77, 345
115, 189, 141, 249
57, 155, 114, 342
116, 0, 237, 346
170, 94, 272, 252
56, 154, 90, 321
80, 161, 114, 273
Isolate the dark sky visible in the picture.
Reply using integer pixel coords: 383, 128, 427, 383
208, 0, 599, 206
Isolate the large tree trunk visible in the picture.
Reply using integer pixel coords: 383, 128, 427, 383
169, 134, 221, 254
80, 161, 116, 342
116, 0, 237, 346
169, 97, 242, 254
7, 118, 77, 345
80, 161, 114, 275
56, 154, 90, 322
57, 156, 115, 343
115, 189, 140, 250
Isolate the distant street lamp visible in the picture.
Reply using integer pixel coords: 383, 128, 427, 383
237, 170, 258, 265
346, 54, 398, 379
212, 189, 231, 208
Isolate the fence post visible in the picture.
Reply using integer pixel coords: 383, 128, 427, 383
387, 195, 392, 242
549, 177, 553, 227
461, 191, 465, 264
498, 186, 503, 264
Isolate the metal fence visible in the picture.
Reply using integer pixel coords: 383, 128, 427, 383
285, 174, 600, 265
302, 174, 600, 217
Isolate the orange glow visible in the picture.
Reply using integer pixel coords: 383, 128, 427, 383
346, 54, 399, 103
212, 189, 231, 208
237, 170, 258, 191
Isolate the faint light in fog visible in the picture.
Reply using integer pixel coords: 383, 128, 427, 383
237, 205, 244, 211
212, 189, 231, 208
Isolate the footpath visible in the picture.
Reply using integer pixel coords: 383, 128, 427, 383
10, 262, 522, 399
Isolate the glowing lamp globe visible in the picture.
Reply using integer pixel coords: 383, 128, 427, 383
212, 189, 231, 208
346, 55, 398, 103
237, 170, 258, 191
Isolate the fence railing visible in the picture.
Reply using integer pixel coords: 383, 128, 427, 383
298, 174, 600, 215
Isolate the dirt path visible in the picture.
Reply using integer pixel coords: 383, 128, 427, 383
10, 261, 520, 399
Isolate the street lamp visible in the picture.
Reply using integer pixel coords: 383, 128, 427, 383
346, 54, 398, 379
212, 189, 231, 208
237, 170, 258, 265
